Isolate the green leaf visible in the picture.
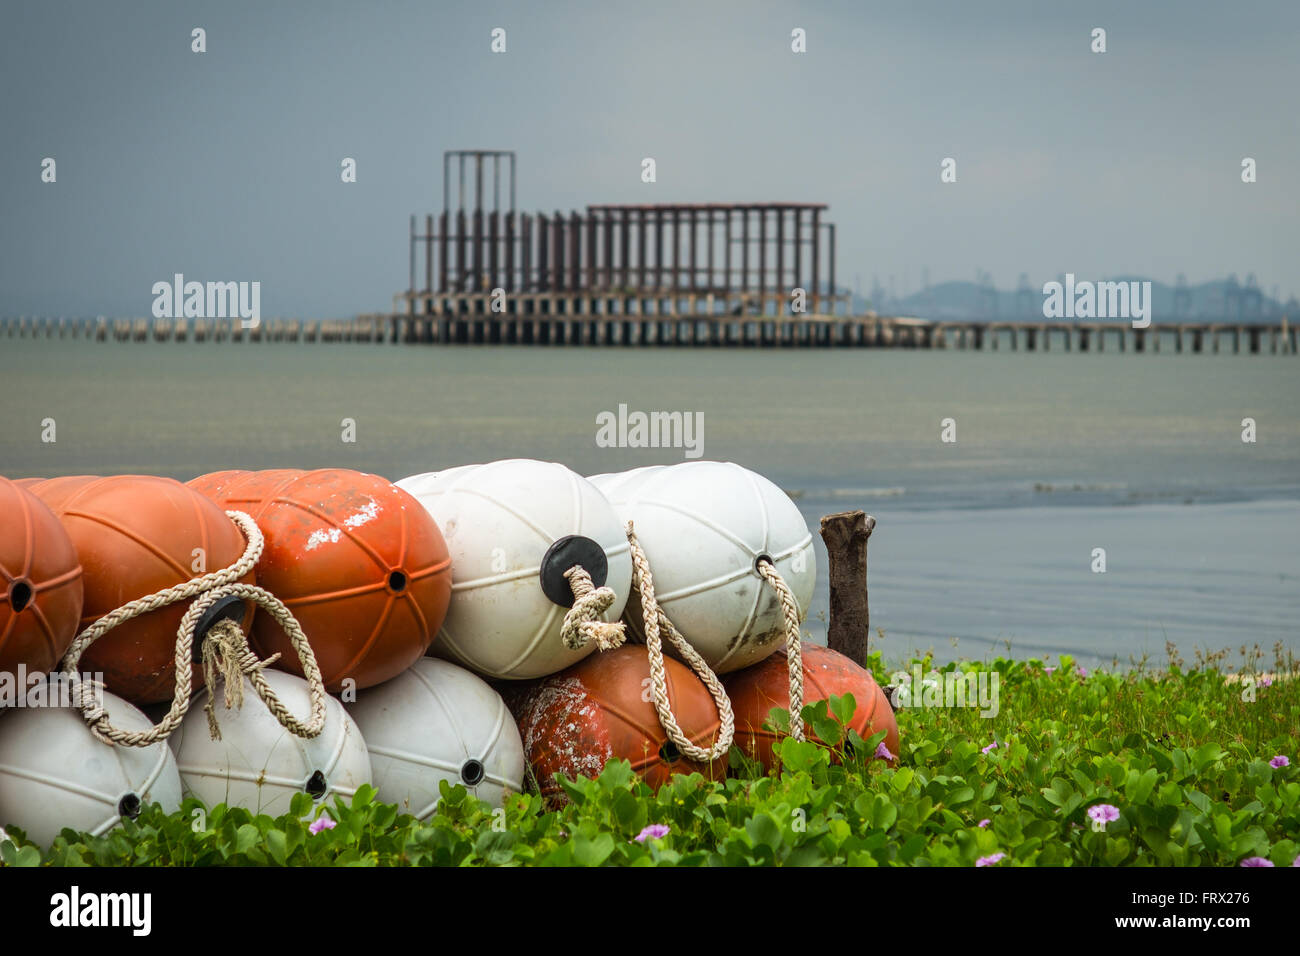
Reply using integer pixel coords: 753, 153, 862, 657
828, 692, 857, 727
571, 833, 615, 867
265, 829, 288, 866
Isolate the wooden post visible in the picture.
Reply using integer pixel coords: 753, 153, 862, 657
819, 510, 875, 666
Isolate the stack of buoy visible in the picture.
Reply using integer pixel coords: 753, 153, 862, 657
0, 459, 898, 844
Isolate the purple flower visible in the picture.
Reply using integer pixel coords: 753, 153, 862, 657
1044, 667, 1057, 675
1269, 755, 1289, 769
309, 814, 336, 835
635, 824, 670, 843
1087, 804, 1120, 829
976, 852, 1006, 867
1292, 856, 1299, 867
981, 741, 999, 755
874, 741, 895, 761
1077, 667, 1088, 678
1239, 857, 1274, 867
1260, 677, 1273, 688
977, 819, 991, 828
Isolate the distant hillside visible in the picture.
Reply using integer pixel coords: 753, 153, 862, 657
848, 278, 1298, 323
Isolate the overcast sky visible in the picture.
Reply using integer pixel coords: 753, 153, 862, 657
2, 0, 1296, 317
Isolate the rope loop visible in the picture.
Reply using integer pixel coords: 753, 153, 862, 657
625, 522, 735, 763
60, 510, 328, 747
755, 558, 806, 742
559, 565, 626, 651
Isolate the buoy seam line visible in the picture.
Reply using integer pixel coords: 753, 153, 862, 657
316, 706, 353, 782
621, 498, 753, 558
446, 540, 631, 593
60, 514, 328, 748
265, 494, 395, 580
410, 664, 474, 763
364, 747, 516, 790
174, 763, 359, 795
266, 690, 344, 789
741, 465, 772, 569
271, 578, 405, 607
115, 730, 172, 810
0, 761, 122, 808
636, 535, 810, 604
402, 557, 453, 582
0, 604, 14, 646
324, 586, 397, 687
89, 813, 125, 838
12, 490, 36, 583
437, 597, 562, 675
401, 577, 432, 652
31, 564, 83, 594
483, 696, 511, 764
568, 467, 585, 559
59, 508, 195, 582
425, 479, 593, 555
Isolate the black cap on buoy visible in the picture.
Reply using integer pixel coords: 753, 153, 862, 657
192, 595, 248, 664
539, 535, 608, 608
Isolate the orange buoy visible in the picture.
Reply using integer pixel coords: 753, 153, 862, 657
185, 469, 251, 501
0, 478, 84, 675
186, 469, 305, 512
514, 645, 726, 804
725, 643, 899, 771
11, 477, 45, 488
236, 469, 451, 692
24, 475, 101, 513
46, 475, 255, 704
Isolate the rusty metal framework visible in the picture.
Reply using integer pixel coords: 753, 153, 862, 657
406, 150, 846, 315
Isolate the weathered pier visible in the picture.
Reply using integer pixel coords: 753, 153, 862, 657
3, 311, 1295, 354
4, 149, 1293, 355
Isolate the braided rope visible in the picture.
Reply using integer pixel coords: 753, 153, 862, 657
559, 566, 627, 651
625, 522, 735, 762
756, 558, 806, 742
62, 511, 327, 747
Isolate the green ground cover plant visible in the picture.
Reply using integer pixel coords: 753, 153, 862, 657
2, 645, 1295, 867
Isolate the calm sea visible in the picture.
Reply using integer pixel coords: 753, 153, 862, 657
2, 338, 1297, 668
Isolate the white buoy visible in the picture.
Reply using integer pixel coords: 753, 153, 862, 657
396, 459, 633, 679
586, 465, 667, 503
346, 658, 524, 817
0, 689, 182, 847
590, 460, 816, 673
170, 669, 371, 817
